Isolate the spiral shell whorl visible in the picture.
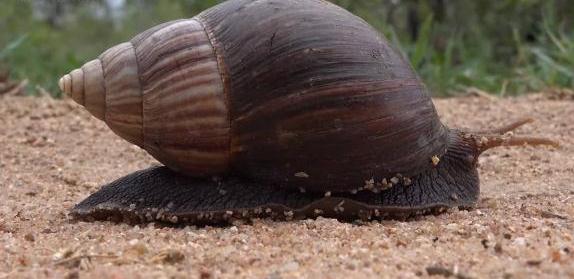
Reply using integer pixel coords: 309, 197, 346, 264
99, 42, 144, 147
61, 18, 231, 176
132, 19, 230, 175
59, 59, 106, 121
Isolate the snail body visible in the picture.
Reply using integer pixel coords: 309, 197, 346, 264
62, 0, 556, 224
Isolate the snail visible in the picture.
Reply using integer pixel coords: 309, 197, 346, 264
60, 0, 557, 225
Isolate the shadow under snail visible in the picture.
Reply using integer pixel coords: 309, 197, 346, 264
59, 0, 558, 225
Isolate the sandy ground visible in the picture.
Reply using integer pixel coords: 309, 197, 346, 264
0, 93, 572, 278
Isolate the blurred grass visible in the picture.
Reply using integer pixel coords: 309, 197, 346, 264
0, 0, 572, 97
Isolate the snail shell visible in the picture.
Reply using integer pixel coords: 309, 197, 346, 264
63, 0, 557, 224
60, 0, 446, 192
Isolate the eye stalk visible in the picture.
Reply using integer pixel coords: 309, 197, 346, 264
461, 117, 559, 156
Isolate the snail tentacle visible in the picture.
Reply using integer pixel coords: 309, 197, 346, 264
476, 135, 559, 154
472, 117, 534, 135
461, 119, 559, 154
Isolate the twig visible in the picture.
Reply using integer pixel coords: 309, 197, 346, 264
540, 210, 568, 220
35, 85, 51, 97
4, 79, 28, 96
465, 86, 498, 101
53, 254, 117, 266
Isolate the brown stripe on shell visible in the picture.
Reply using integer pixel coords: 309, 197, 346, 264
99, 42, 143, 147
142, 61, 221, 108
141, 48, 216, 94
137, 31, 210, 81
81, 59, 106, 120
144, 104, 228, 129
131, 18, 230, 175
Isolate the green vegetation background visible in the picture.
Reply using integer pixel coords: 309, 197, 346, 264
0, 0, 572, 97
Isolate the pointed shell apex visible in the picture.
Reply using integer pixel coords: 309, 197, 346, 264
58, 75, 65, 93
69, 68, 85, 105
59, 74, 72, 97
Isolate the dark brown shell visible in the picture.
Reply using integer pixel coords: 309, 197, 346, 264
60, 0, 448, 192
199, 0, 448, 191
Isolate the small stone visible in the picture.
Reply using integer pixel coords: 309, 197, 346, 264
403, 177, 412, 186
481, 239, 489, 249
294, 172, 310, 178
512, 237, 526, 246
126, 242, 148, 257
364, 178, 375, 189
152, 250, 185, 265
494, 242, 503, 253
200, 269, 212, 279
64, 271, 79, 279
53, 248, 74, 261
381, 179, 392, 190
169, 215, 179, 223
426, 266, 453, 277
334, 200, 345, 213
551, 250, 563, 262
324, 191, 331, 197
281, 261, 299, 272
431, 155, 441, 166
24, 233, 35, 242
526, 259, 543, 266
41, 228, 55, 234
446, 223, 459, 231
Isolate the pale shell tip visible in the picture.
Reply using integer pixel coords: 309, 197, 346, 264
58, 74, 71, 97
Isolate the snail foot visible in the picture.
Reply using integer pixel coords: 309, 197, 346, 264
71, 165, 479, 226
